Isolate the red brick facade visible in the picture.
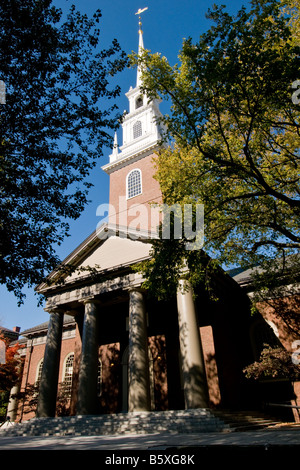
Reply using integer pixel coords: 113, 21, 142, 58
13, 320, 221, 421
108, 152, 162, 233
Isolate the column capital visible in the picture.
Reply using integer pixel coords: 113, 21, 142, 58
44, 306, 65, 315
79, 296, 101, 305
177, 277, 193, 295
126, 285, 146, 294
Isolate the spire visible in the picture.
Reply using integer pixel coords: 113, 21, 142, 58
136, 30, 144, 88
135, 7, 148, 88
102, 6, 166, 172
112, 131, 118, 157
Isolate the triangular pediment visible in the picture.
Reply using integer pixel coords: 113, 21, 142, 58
36, 224, 153, 293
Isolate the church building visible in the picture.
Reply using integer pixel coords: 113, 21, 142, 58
9, 18, 300, 424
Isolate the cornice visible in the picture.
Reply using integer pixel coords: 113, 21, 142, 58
102, 143, 161, 174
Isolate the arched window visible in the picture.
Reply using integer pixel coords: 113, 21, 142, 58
133, 120, 142, 139
127, 169, 142, 199
63, 353, 74, 396
35, 359, 44, 388
251, 320, 280, 360
135, 96, 143, 109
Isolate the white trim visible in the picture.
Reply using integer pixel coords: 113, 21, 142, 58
102, 143, 161, 175
35, 358, 44, 385
62, 352, 74, 396
126, 168, 142, 200
62, 352, 74, 382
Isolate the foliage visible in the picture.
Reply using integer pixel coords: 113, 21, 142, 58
0, 334, 23, 393
12, 383, 39, 419
281, 0, 300, 45
0, 391, 10, 420
12, 381, 72, 418
131, 0, 300, 299
244, 345, 300, 381
0, 0, 128, 302
56, 381, 73, 416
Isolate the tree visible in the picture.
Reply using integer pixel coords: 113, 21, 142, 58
0, 0, 128, 302
132, 0, 300, 300
15, 381, 72, 418
0, 334, 23, 420
0, 334, 23, 392
244, 345, 300, 381
281, 0, 300, 45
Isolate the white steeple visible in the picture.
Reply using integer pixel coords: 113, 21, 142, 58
112, 131, 119, 158
102, 8, 166, 174
136, 13, 145, 88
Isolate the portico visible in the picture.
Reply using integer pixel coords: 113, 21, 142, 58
36, 233, 211, 417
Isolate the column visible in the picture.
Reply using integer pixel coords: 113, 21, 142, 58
36, 308, 64, 417
77, 298, 99, 415
177, 279, 209, 409
128, 288, 151, 412
7, 383, 21, 422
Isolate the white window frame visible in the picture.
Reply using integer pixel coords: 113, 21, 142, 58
35, 359, 44, 388
126, 168, 142, 199
62, 352, 74, 396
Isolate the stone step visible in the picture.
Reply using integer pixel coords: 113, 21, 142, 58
0, 409, 228, 437
213, 410, 286, 432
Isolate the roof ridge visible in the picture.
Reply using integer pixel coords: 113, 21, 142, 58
21, 314, 76, 336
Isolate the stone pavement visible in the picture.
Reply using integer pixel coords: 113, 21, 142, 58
0, 427, 299, 451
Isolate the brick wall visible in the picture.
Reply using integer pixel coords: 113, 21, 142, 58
108, 152, 162, 233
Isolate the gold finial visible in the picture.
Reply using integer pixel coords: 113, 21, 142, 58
135, 7, 148, 33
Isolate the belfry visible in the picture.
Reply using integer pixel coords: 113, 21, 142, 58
102, 10, 165, 236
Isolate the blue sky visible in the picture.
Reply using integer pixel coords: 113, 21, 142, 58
0, 0, 248, 332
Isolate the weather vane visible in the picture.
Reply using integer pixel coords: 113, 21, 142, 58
135, 7, 148, 33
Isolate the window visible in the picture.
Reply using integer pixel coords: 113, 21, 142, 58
135, 96, 143, 109
133, 120, 142, 139
251, 320, 280, 359
127, 169, 142, 199
35, 359, 44, 388
63, 353, 74, 396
